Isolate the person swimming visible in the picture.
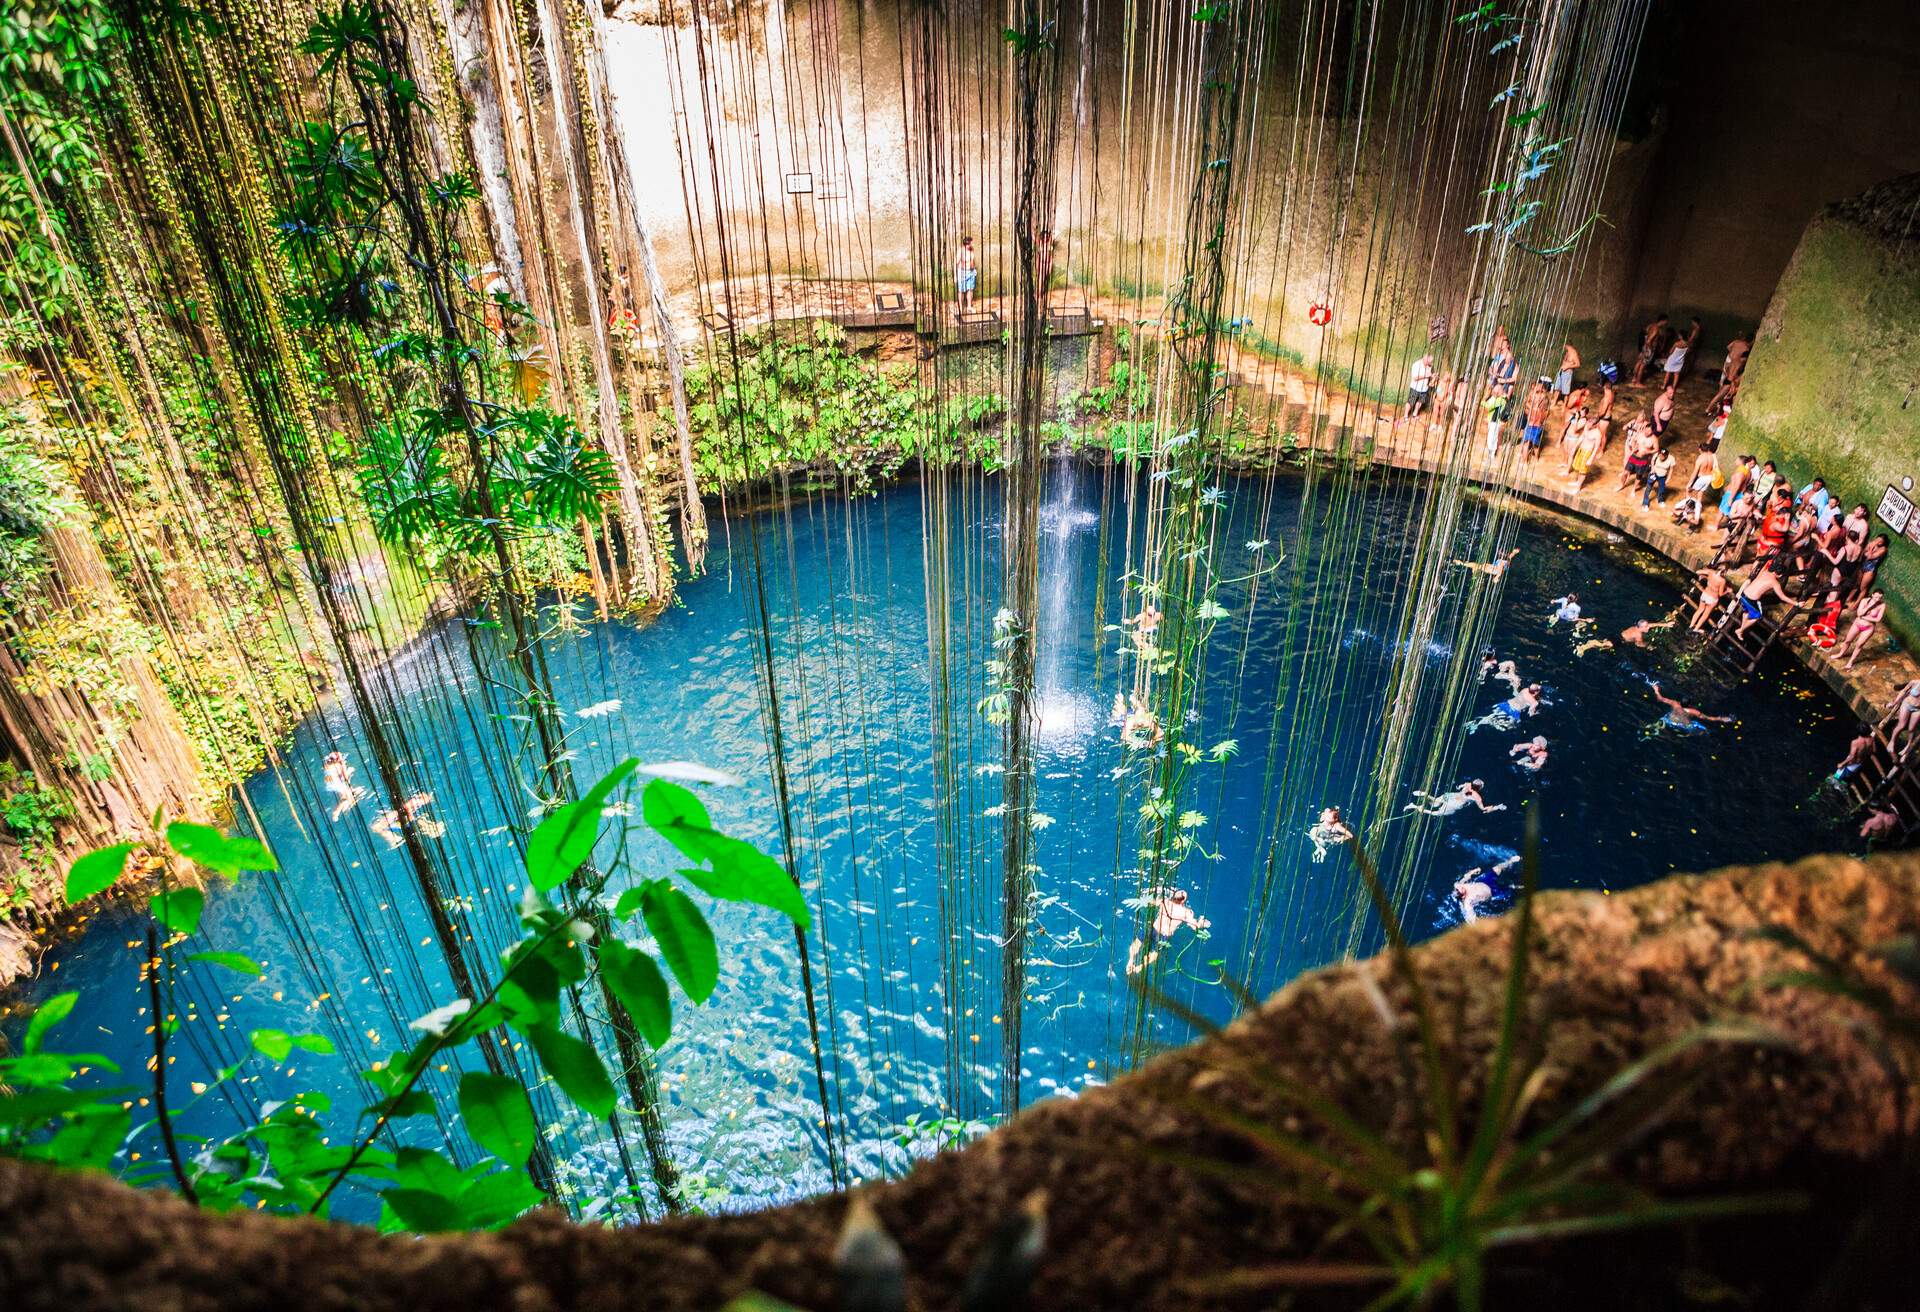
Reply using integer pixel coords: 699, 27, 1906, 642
1118, 694, 1163, 750
371, 791, 443, 849
1468, 683, 1542, 733
1126, 886, 1210, 975
1478, 650, 1524, 695
1573, 637, 1613, 658
1510, 736, 1548, 771
1406, 779, 1506, 817
1453, 547, 1519, 578
1648, 682, 1733, 732
1454, 854, 1522, 923
321, 751, 366, 821
1307, 806, 1354, 862
1547, 593, 1581, 627
1619, 617, 1674, 648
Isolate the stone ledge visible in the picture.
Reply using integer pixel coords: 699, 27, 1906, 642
4, 851, 1917, 1310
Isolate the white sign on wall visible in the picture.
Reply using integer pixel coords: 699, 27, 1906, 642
1878, 485, 1913, 535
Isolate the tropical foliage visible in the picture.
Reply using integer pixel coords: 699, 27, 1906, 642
3, 759, 806, 1227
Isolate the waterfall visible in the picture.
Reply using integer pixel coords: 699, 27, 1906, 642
1033, 455, 1095, 744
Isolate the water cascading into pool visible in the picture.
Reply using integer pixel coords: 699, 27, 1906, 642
1034, 455, 1097, 746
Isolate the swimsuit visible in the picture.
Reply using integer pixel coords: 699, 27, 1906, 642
957, 267, 978, 293
1522, 424, 1543, 446
1739, 594, 1763, 620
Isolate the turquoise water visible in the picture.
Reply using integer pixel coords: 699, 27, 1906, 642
8, 468, 1856, 1212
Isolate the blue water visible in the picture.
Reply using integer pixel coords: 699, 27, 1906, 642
7, 468, 1856, 1213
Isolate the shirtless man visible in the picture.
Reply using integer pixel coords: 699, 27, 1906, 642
1553, 343, 1580, 400
371, 791, 441, 850
1619, 617, 1673, 647
1126, 887, 1210, 974
1729, 564, 1793, 639
1468, 682, 1543, 733
1631, 313, 1669, 385
1479, 651, 1523, 695
1861, 805, 1903, 845
1308, 806, 1355, 863
1454, 854, 1522, 923
1648, 682, 1733, 731
1688, 568, 1729, 633
1454, 547, 1519, 578
1510, 736, 1548, 771
1615, 419, 1656, 496
954, 236, 978, 317
1831, 723, 1875, 784
1705, 336, 1750, 414
1407, 779, 1506, 817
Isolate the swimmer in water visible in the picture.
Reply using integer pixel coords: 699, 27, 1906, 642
1406, 779, 1506, 816
1510, 736, 1548, 771
1573, 637, 1612, 658
1123, 603, 1163, 655
1126, 886, 1210, 975
1547, 593, 1581, 627
371, 791, 442, 849
322, 751, 365, 821
1454, 854, 1522, 923
1307, 806, 1354, 862
1478, 649, 1524, 695
1119, 694, 1163, 750
1453, 547, 1519, 578
1648, 682, 1733, 731
1619, 617, 1674, 648
1468, 683, 1542, 732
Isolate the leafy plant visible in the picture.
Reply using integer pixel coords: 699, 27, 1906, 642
1143, 838, 1801, 1309
2, 758, 808, 1229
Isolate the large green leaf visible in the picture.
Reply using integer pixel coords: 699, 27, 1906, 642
642, 883, 719, 1004
64, 842, 134, 904
598, 939, 672, 1048
680, 834, 810, 928
524, 758, 638, 891
149, 887, 205, 935
22, 991, 76, 1054
166, 821, 277, 874
456, 1167, 547, 1230
458, 1072, 537, 1168
641, 779, 714, 860
527, 1023, 616, 1119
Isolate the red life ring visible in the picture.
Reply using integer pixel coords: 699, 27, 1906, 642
1308, 301, 1332, 327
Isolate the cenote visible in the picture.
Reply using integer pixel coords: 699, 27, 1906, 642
8, 466, 1857, 1213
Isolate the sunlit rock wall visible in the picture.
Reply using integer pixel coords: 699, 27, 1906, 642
1729, 174, 1920, 643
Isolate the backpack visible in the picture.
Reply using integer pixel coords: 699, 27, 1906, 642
1594, 360, 1620, 384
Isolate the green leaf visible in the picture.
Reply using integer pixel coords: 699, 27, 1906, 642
380, 1089, 436, 1120
524, 759, 638, 891
149, 887, 205, 935
459, 1072, 537, 1168
678, 835, 810, 929
22, 992, 77, 1054
65, 842, 134, 904
382, 1186, 466, 1234
642, 883, 719, 1004
598, 940, 672, 1048
527, 1023, 616, 1119
166, 821, 276, 874
250, 1029, 294, 1063
641, 779, 713, 860
456, 1168, 546, 1229
187, 951, 262, 977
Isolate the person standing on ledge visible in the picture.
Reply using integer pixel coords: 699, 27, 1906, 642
1407, 351, 1435, 420
1553, 342, 1580, 402
955, 235, 977, 318
1631, 312, 1669, 384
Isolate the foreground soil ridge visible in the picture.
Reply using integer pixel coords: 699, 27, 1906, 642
4, 850, 1916, 1310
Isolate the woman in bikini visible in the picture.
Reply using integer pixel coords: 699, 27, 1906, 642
1838, 591, 1887, 670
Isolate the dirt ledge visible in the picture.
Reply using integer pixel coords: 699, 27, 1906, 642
4, 851, 1918, 1311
